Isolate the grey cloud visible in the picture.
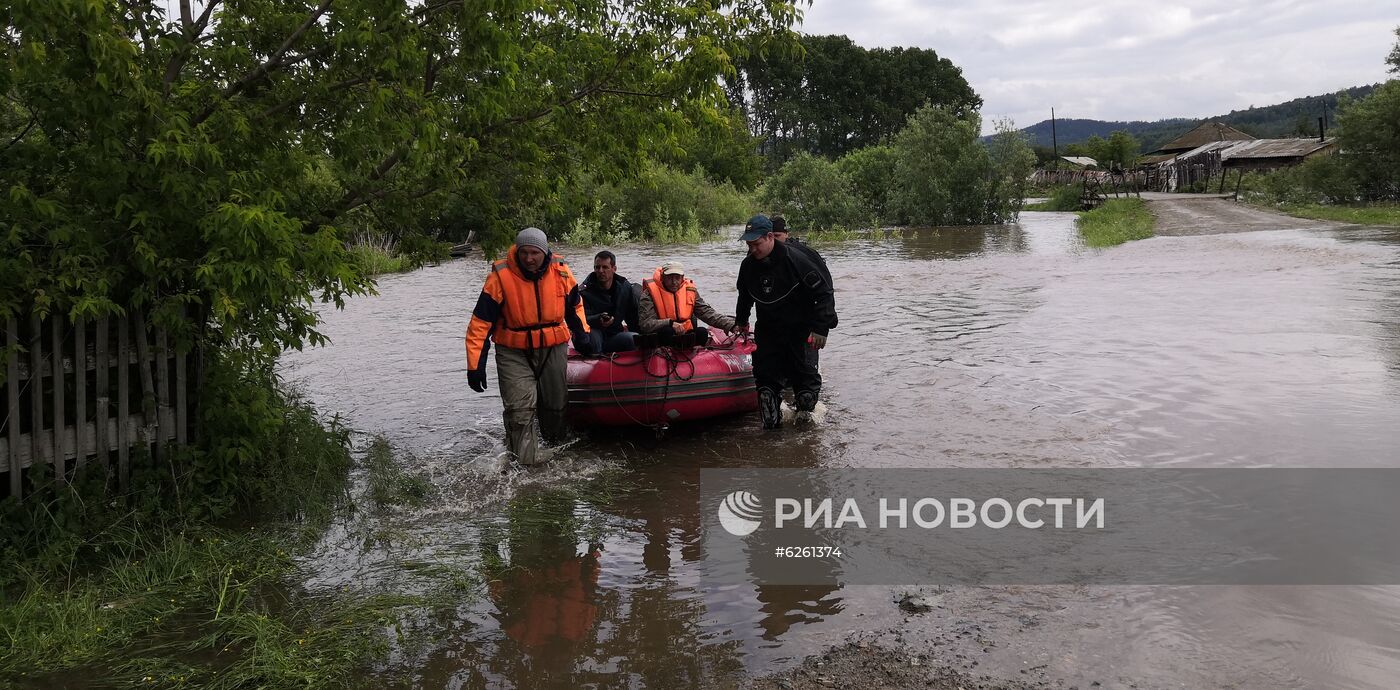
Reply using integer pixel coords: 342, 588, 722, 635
798, 0, 1396, 133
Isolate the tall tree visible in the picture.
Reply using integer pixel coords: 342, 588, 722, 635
888, 106, 999, 226
732, 34, 980, 164
1337, 81, 1400, 200
1387, 25, 1400, 74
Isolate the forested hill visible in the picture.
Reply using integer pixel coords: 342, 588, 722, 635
1014, 84, 1379, 152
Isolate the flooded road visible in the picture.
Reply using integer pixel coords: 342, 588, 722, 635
281, 206, 1400, 688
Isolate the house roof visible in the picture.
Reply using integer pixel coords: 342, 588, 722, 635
1220, 137, 1337, 160
1174, 139, 1246, 161
1061, 156, 1098, 167
1156, 122, 1255, 153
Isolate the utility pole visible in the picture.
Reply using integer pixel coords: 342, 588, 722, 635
1051, 107, 1058, 171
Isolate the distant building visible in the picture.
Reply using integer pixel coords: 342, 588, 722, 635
1059, 156, 1099, 169
1151, 122, 1255, 156
1219, 138, 1338, 171
1141, 122, 1336, 191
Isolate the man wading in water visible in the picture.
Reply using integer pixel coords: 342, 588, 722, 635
465, 228, 591, 466
770, 214, 832, 376
735, 214, 838, 429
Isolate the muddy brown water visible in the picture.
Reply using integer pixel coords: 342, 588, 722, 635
281, 206, 1400, 689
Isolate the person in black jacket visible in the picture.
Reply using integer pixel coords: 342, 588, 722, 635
771, 215, 832, 375
735, 214, 838, 429
771, 215, 831, 286
578, 250, 641, 353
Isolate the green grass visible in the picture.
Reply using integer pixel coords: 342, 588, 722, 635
347, 243, 410, 276
802, 226, 859, 242
0, 394, 454, 688
1076, 198, 1155, 247
364, 436, 433, 511
0, 523, 440, 688
1267, 202, 1400, 226
1024, 185, 1083, 212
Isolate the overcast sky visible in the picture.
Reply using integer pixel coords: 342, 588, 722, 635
795, 1, 1397, 134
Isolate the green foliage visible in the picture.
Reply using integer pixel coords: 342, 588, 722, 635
985, 118, 1037, 217
0, 370, 351, 589
0, 374, 458, 687
565, 162, 752, 244
664, 106, 765, 191
1266, 202, 1400, 226
186, 355, 354, 523
760, 152, 867, 231
1077, 199, 1155, 247
1064, 130, 1140, 169
1, 0, 799, 332
1336, 79, 1400, 200
347, 244, 409, 276
888, 106, 1021, 226
1240, 32, 1400, 205
0, 520, 454, 688
732, 34, 981, 164
1387, 26, 1400, 74
1240, 158, 1377, 209
836, 145, 897, 224
365, 437, 433, 510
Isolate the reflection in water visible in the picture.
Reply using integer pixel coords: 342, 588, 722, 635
892, 222, 1033, 261
753, 586, 843, 642
481, 492, 602, 656
281, 216, 1400, 688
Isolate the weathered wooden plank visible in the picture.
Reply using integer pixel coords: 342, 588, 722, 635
6, 318, 20, 498
51, 315, 66, 484
134, 312, 157, 466
74, 317, 87, 472
154, 327, 168, 452
175, 327, 187, 446
0, 408, 153, 467
117, 314, 130, 493
95, 317, 110, 472
29, 313, 46, 480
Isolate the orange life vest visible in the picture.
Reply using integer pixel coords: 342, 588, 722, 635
490, 247, 576, 350
645, 268, 697, 333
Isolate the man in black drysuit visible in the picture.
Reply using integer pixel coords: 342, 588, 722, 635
770, 214, 832, 374
735, 214, 838, 429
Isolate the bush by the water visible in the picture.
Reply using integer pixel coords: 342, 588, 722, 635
1240, 155, 1359, 206
1077, 199, 1155, 247
836, 145, 898, 225
759, 152, 868, 231
888, 107, 1034, 226
563, 163, 751, 244
760, 108, 1036, 230
1025, 185, 1084, 211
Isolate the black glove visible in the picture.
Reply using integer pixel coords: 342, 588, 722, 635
468, 368, 488, 392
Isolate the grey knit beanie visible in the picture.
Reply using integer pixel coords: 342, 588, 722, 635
515, 227, 549, 252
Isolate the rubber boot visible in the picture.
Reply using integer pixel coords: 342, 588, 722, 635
795, 391, 817, 426
759, 389, 783, 430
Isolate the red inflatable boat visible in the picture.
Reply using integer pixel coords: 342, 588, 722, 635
566, 336, 758, 427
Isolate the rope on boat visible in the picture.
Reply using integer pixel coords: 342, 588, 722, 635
600, 332, 749, 434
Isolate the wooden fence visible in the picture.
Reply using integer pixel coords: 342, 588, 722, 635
1, 309, 197, 500
1032, 169, 1147, 190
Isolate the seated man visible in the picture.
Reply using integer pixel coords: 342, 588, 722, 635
578, 250, 640, 353
638, 261, 736, 348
